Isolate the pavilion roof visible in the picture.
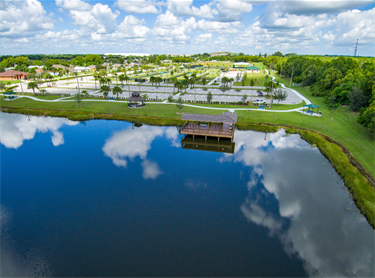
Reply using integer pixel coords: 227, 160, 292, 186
303, 104, 320, 108
181, 111, 237, 123
247, 65, 260, 70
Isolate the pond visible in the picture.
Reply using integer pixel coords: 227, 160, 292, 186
0, 112, 373, 277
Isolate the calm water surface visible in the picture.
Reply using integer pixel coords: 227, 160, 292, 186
0, 112, 373, 277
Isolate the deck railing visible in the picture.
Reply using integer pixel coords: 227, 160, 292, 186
181, 125, 233, 137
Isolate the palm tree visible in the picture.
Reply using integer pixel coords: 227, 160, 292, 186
189, 78, 195, 89
229, 78, 234, 88
150, 76, 155, 86
100, 85, 111, 99
222, 77, 229, 88
182, 79, 189, 93
177, 81, 184, 93
112, 69, 118, 84
172, 77, 177, 93
119, 74, 126, 87
93, 72, 100, 89
112, 85, 123, 100
81, 90, 88, 97
27, 81, 38, 95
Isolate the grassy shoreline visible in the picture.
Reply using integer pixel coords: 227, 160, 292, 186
1, 95, 374, 228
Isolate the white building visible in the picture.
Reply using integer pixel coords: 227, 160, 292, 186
73, 66, 90, 72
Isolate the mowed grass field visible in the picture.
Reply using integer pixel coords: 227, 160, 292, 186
233, 71, 267, 86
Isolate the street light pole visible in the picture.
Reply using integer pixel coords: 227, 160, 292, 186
76, 74, 80, 94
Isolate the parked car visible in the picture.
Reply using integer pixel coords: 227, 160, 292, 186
258, 92, 264, 96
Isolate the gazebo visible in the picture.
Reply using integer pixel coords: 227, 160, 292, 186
127, 92, 145, 108
303, 104, 320, 114
4, 91, 16, 99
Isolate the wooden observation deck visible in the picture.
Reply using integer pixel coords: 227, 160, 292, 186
180, 111, 237, 141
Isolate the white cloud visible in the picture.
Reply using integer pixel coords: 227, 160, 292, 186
215, 0, 254, 21
195, 32, 212, 43
117, 15, 150, 38
164, 126, 180, 147
141, 159, 163, 179
102, 125, 164, 168
272, 0, 373, 15
221, 128, 375, 277
167, 0, 214, 18
0, 113, 78, 149
153, 11, 197, 42
69, 3, 120, 33
0, 0, 54, 37
55, 0, 91, 11
197, 20, 243, 34
332, 8, 375, 46
115, 0, 162, 14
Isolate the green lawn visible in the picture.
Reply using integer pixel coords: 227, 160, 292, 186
233, 72, 267, 87
26, 95, 62, 100
183, 101, 305, 110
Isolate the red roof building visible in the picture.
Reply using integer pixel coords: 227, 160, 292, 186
0, 70, 30, 80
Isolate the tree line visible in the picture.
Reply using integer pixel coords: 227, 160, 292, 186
263, 54, 374, 130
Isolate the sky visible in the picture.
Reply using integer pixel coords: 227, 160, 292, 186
1, 0, 374, 56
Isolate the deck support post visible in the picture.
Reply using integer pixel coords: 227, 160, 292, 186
205, 136, 207, 142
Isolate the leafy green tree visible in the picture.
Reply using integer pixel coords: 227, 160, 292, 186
112, 85, 123, 100
241, 94, 248, 104
250, 78, 255, 87
39, 88, 47, 95
176, 96, 183, 112
100, 85, 111, 99
0, 81, 5, 92
27, 81, 38, 95
327, 94, 339, 121
358, 99, 375, 131
81, 90, 88, 97
167, 95, 173, 102
273, 88, 288, 103
349, 86, 367, 112
207, 91, 213, 103
201, 76, 207, 87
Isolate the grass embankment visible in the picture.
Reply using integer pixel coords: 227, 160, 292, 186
189, 102, 305, 110
1, 86, 374, 227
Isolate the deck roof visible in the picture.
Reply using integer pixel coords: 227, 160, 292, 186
181, 111, 237, 123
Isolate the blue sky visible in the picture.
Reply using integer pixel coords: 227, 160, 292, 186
1, 0, 374, 56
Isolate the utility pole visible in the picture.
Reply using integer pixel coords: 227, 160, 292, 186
19, 78, 24, 94
354, 39, 359, 57
76, 73, 80, 94
194, 77, 197, 103
270, 81, 273, 108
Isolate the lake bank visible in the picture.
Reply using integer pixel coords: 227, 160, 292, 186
1, 106, 374, 228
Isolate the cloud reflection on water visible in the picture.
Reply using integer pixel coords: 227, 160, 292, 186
0, 113, 78, 149
102, 125, 179, 180
228, 129, 374, 277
